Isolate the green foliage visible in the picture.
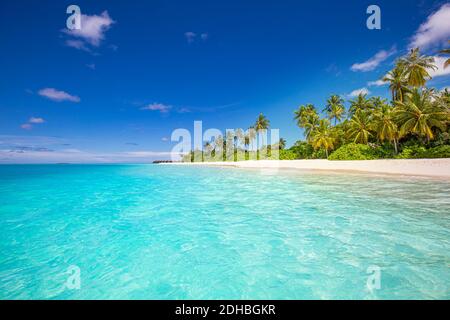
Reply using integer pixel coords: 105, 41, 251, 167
289, 141, 314, 159
279, 149, 298, 160
396, 145, 450, 159
425, 145, 450, 158
328, 143, 380, 160
395, 145, 427, 159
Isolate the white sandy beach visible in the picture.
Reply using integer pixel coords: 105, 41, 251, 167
168, 159, 450, 178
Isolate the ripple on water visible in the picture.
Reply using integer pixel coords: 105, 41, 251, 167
0, 164, 449, 299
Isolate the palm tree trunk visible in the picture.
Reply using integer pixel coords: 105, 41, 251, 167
393, 139, 398, 154
325, 149, 329, 159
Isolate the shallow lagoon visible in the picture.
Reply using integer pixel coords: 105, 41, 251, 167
0, 164, 449, 299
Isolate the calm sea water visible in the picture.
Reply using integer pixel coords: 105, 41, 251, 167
0, 164, 449, 299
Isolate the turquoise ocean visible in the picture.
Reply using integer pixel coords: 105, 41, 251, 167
0, 164, 449, 299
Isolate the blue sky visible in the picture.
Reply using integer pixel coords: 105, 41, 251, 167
1, 0, 449, 163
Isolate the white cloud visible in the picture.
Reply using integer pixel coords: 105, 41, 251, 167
20, 124, 32, 130
409, 4, 450, 50
141, 103, 172, 113
64, 11, 114, 46
185, 32, 196, 43
0, 135, 180, 163
38, 88, 80, 103
348, 88, 370, 97
0, 149, 179, 164
29, 117, 45, 124
429, 56, 450, 78
367, 79, 387, 87
185, 32, 208, 43
161, 137, 169, 142
65, 39, 91, 52
351, 47, 397, 72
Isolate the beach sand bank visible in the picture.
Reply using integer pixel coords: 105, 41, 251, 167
167, 159, 450, 178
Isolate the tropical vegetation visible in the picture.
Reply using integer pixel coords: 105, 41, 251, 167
183, 47, 450, 162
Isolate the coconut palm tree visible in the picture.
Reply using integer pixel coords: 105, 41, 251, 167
254, 113, 270, 132
324, 95, 345, 125
349, 93, 373, 115
346, 110, 373, 144
254, 113, 270, 148
399, 48, 437, 87
310, 119, 335, 158
383, 64, 409, 102
394, 89, 447, 142
373, 104, 399, 153
214, 135, 224, 160
278, 138, 286, 150
204, 141, 213, 153
436, 88, 450, 113
370, 97, 389, 111
294, 104, 320, 141
439, 40, 450, 69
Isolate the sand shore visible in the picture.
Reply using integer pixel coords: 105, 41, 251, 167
168, 159, 450, 178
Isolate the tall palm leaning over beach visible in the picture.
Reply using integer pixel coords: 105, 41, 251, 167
440, 40, 450, 69
394, 89, 447, 142
294, 104, 320, 141
324, 95, 345, 125
310, 119, 335, 158
346, 110, 373, 144
383, 64, 409, 102
399, 48, 437, 88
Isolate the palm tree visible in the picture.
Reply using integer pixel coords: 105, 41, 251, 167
214, 135, 224, 159
278, 138, 286, 150
204, 141, 213, 153
244, 126, 258, 155
399, 48, 437, 87
324, 95, 345, 125
346, 110, 373, 144
373, 104, 399, 153
254, 113, 270, 148
349, 93, 373, 115
254, 113, 270, 132
234, 129, 245, 149
294, 104, 320, 141
383, 64, 409, 102
370, 97, 388, 110
310, 119, 335, 158
439, 40, 450, 69
394, 89, 447, 142
436, 88, 450, 113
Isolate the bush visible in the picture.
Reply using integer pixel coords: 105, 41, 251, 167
279, 149, 297, 160
425, 145, 450, 158
397, 145, 450, 159
329, 143, 380, 160
290, 141, 314, 159
396, 145, 427, 159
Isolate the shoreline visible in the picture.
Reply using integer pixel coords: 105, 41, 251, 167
166, 159, 450, 178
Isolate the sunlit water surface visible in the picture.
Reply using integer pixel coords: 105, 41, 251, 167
0, 164, 449, 299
